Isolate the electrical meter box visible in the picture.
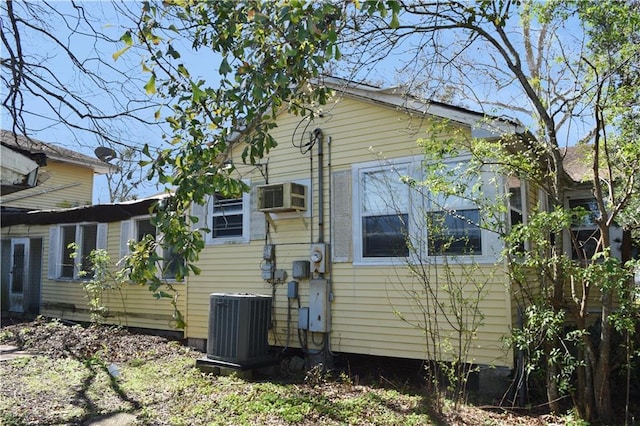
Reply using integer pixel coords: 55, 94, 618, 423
261, 262, 274, 280
287, 281, 298, 299
263, 244, 275, 260
310, 243, 328, 273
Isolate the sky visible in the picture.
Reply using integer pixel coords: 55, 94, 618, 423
1, 1, 221, 204
2, 1, 590, 204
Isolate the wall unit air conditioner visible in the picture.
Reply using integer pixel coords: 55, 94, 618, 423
257, 182, 306, 212
207, 293, 272, 364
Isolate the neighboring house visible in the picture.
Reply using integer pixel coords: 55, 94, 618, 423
0, 130, 113, 210
1, 131, 113, 315
1, 194, 185, 330
561, 144, 632, 263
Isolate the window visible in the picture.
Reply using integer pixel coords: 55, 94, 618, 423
133, 218, 184, 280
427, 209, 481, 255
352, 157, 496, 263
61, 224, 98, 278
212, 195, 244, 238
569, 198, 601, 261
49, 223, 105, 280
60, 225, 77, 278
508, 177, 524, 229
426, 162, 482, 256
202, 188, 251, 244
507, 176, 527, 253
136, 219, 156, 242
358, 165, 410, 259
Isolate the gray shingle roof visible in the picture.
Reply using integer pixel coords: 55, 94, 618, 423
562, 145, 593, 183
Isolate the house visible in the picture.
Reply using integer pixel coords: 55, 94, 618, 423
4, 79, 629, 394
0, 80, 530, 392
1, 131, 113, 315
184, 77, 530, 388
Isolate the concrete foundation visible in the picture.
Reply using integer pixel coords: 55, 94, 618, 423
195, 355, 280, 379
188, 337, 206, 353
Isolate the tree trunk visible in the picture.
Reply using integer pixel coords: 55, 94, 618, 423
546, 347, 561, 413
592, 220, 613, 420
581, 335, 596, 421
594, 291, 612, 420
548, 148, 565, 414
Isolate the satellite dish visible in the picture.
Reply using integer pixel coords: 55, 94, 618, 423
94, 146, 117, 163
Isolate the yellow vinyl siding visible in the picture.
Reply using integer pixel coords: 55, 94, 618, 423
185, 240, 280, 338
328, 263, 511, 367
187, 93, 515, 368
98, 225, 186, 330
1, 161, 94, 210
6, 220, 185, 332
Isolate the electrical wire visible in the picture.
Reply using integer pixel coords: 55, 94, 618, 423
291, 115, 316, 154
283, 296, 292, 352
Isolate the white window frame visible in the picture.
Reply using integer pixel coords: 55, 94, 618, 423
566, 194, 601, 262
508, 177, 527, 229
49, 222, 107, 281
206, 188, 251, 245
120, 216, 184, 282
423, 158, 486, 258
506, 176, 529, 252
352, 156, 418, 265
352, 156, 501, 265
564, 193, 625, 262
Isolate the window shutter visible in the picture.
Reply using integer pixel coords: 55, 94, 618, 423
119, 220, 132, 259
97, 223, 108, 250
331, 170, 352, 262
250, 184, 266, 241
48, 226, 59, 279
191, 198, 210, 241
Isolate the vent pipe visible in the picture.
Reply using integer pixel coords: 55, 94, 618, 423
314, 128, 324, 243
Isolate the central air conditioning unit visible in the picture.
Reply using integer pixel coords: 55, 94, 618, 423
257, 182, 306, 212
207, 293, 272, 365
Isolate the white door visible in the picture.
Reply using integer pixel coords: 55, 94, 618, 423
9, 238, 29, 312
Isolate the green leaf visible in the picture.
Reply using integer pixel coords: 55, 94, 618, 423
219, 57, 232, 75
112, 45, 131, 61
390, 11, 400, 28
191, 82, 205, 103
177, 64, 190, 77
167, 44, 181, 59
144, 74, 157, 95
120, 30, 133, 46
